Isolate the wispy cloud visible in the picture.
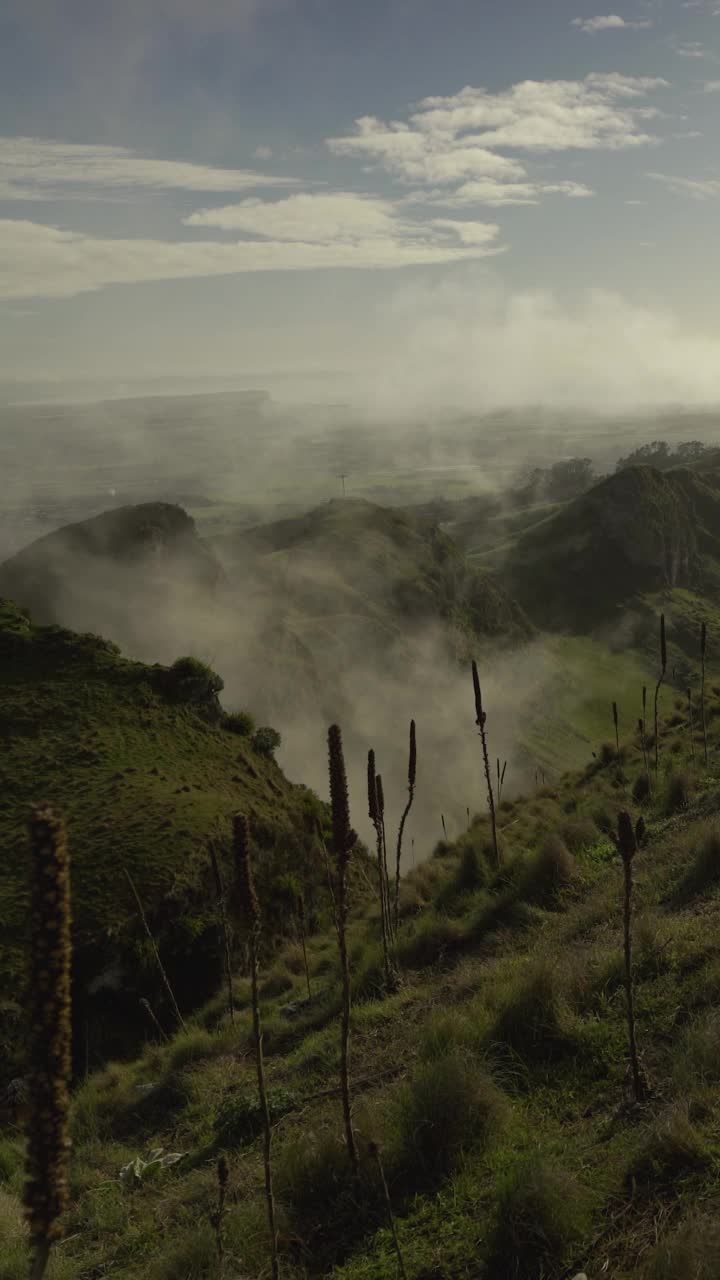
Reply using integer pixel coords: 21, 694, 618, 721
703, 80, 720, 91
327, 76, 667, 200
673, 41, 708, 57
0, 213, 506, 300
571, 14, 653, 33
646, 171, 720, 197
410, 179, 595, 207
0, 137, 299, 202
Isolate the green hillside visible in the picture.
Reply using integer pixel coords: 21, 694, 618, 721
3, 646, 720, 1279
216, 497, 531, 658
505, 466, 720, 632
0, 598, 327, 1078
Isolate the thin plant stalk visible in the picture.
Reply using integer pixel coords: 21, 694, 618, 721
394, 720, 417, 933
701, 622, 708, 767
471, 660, 499, 866
139, 997, 168, 1043
638, 719, 649, 787
616, 811, 647, 1103
376, 774, 392, 933
687, 688, 696, 763
654, 614, 667, 779
466, 806, 471, 831
234, 814, 279, 1280
368, 752, 395, 992
441, 813, 447, 839
297, 894, 312, 1000
209, 841, 234, 1024
370, 1142, 408, 1280
123, 867, 186, 1032
329, 725, 360, 1174
498, 760, 507, 806
25, 806, 72, 1280
612, 701, 619, 757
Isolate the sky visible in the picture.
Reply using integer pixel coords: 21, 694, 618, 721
1, 0, 720, 406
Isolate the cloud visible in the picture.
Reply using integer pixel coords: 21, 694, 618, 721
253, 146, 273, 159
0, 215, 505, 300
673, 42, 708, 57
184, 191, 406, 240
572, 14, 652, 32
703, 80, 720, 91
363, 280, 720, 415
646, 171, 720, 198
0, 137, 299, 202
416, 179, 595, 207
327, 75, 667, 191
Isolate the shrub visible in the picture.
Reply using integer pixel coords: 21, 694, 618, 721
160, 655, 224, 703
491, 964, 577, 1062
662, 768, 691, 816
642, 1213, 720, 1279
520, 836, 576, 907
678, 821, 720, 899
489, 1158, 592, 1279
389, 1052, 505, 1189
222, 710, 256, 736
252, 726, 282, 758
632, 772, 652, 803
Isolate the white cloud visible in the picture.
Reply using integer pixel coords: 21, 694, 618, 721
0, 137, 298, 202
327, 75, 667, 189
253, 146, 273, 159
646, 171, 720, 197
572, 14, 652, 32
430, 219, 503, 245
703, 80, 720, 91
0, 216, 505, 300
420, 178, 594, 207
184, 192, 406, 241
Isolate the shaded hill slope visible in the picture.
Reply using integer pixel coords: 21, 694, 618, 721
0, 502, 222, 646
0, 599, 327, 1078
505, 465, 720, 631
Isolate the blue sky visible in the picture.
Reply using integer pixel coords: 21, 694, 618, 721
1, 0, 720, 407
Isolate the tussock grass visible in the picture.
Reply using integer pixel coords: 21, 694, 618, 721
642, 1210, 720, 1279
489, 1158, 592, 1280
677, 820, 720, 899
625, 1107, 713, 1197
389, 1052, 506, 1190
490, 963, 579, 1063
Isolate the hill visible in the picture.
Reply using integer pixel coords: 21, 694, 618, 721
3, 633, 720, 1279
505, 466, 720, 632
217, 496, 530, 662
0, 598, 328, 1082
0, 503, 222, 647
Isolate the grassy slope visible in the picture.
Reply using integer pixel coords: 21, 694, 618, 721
4, 671, 720, 1279
0, 598, 326, 1072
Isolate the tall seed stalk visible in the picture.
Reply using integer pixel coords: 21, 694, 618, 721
123, 867, 186, 1032
654, 613, 667, 779
139, 997, 168, 1043
209, 841, 234, 1024
296, 894, 312, 1000
612, 701, 620, 757
369, 1141, 408, 1280
394, 720, 417, 933
496, 759, 507, 806
368, 752, 395, 992
687, 688, 696, 763
701, 622, 708, 767
233, 814, 279, 1280
471, 660, 499, 866
376, 774, 391, 931
615, 811, 648, 1103
24, 806, 72, 1280
210, 1156, 229, 1277
637, 719, 649, 787
329, 724, 360, 1174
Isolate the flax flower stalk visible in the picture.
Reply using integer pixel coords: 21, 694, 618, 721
329, 725, 360, 1174
394, 720, 417, 933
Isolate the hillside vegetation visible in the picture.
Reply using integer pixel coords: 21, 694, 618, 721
3, 630, 720, 1279
0, 598, 327, 1079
